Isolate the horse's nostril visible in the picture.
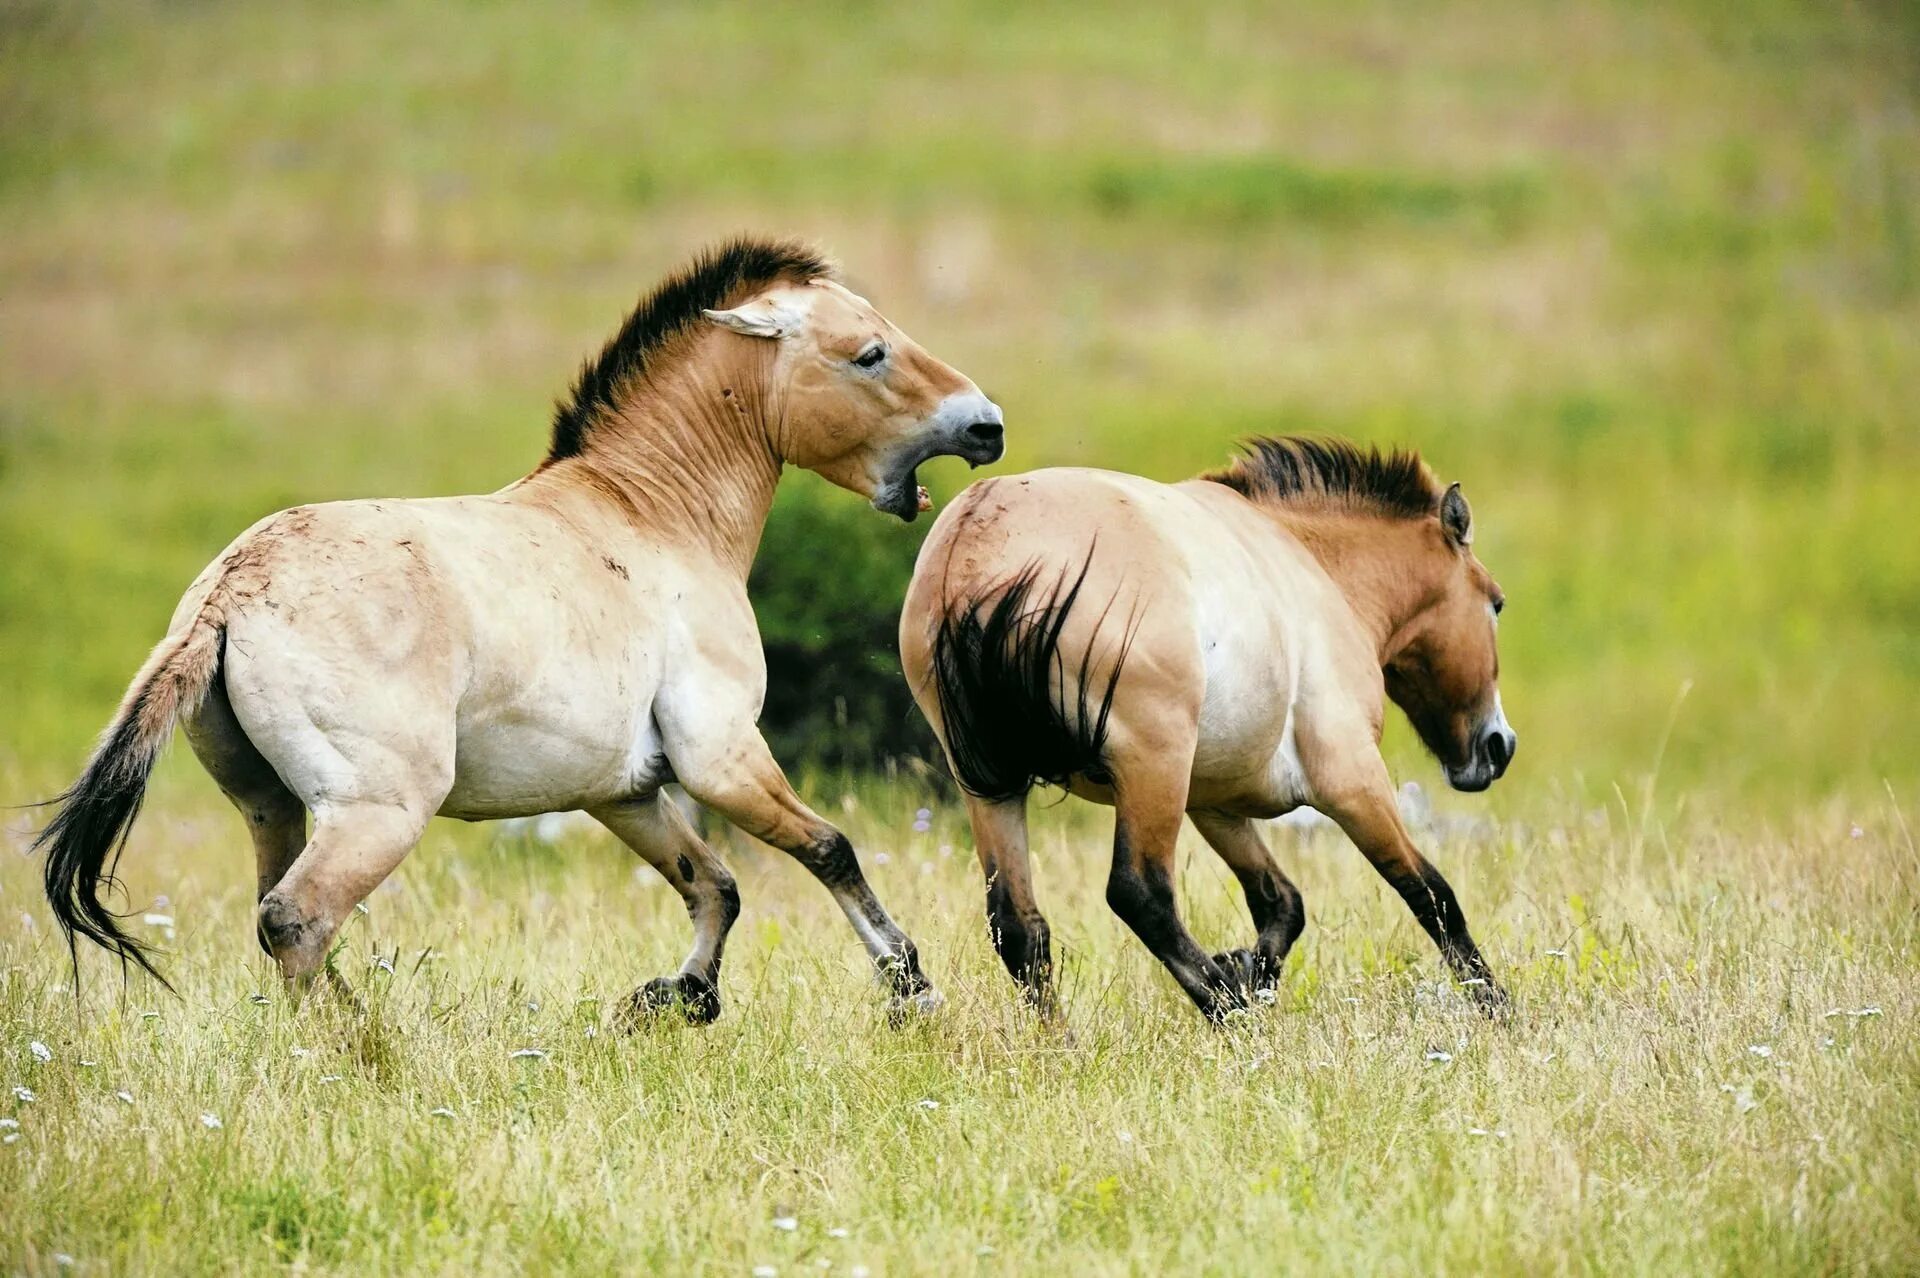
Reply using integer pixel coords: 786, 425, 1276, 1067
965, 420, 1004, 445
1486, 730, 1514, 772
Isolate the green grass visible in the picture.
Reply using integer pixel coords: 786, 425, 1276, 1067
3, 0, 1919, 1271
4, 786, 1917, 1273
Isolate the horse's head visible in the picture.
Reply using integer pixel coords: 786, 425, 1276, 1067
1383, 483, 1516, 792
704, 278, 1003, 521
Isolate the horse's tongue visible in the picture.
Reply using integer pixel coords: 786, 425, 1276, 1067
917, 486, 933, 512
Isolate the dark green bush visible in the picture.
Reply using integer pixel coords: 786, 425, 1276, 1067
750, 475, 941, 773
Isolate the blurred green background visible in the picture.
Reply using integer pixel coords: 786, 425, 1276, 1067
2, 0, 1916, 808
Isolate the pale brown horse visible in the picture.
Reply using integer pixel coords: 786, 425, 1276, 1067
901, 438, 1514, 1021
40, 237, 1004, 1022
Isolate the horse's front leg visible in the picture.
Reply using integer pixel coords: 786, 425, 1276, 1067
1188, 810, 1305, 1000
673, 730, 941, 1016
1319, 759, 1508, 1014
592, 794, 740, 1026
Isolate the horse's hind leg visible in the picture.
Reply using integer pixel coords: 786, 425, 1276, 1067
256, 801, 431, 982
181, 678, 306, 905
1104, 733, 1246, 1021
1189, 811, 1304, 999
963, 793, 1056, 1018
592, 794, 740, 1026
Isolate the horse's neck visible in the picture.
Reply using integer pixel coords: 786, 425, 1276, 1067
529, 371, 784, 577
1279, 513, 1439, 660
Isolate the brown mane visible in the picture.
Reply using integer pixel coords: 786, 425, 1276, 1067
548, 236, 836, 460
1202, 436, 1441, 520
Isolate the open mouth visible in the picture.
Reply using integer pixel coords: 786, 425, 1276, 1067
871, 463, 931, 522
871, 427, 1005, 522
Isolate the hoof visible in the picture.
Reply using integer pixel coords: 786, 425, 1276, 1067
622, 973, 721, 1027
885, 985, 945, 1029
1211, 948, 1280, 1004
1464, 978, 1513, 1020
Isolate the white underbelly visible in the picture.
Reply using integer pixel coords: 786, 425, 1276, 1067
440, 698, 669, 820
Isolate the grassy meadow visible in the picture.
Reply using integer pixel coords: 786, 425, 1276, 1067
2, 0, 1918, 1272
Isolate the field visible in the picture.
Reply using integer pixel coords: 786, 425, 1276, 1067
3, 0, 1918, 1272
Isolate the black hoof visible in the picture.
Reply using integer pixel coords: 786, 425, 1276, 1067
1211, 948, 1279, 1002
623, 972, 721, 1027
1465, 978, 1513, 1020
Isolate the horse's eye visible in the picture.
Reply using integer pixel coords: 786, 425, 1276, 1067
1492, 597, 1505, 616
852, 342, 888, 370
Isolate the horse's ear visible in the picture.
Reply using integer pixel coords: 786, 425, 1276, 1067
702, 298, 800, 339
1440, 482, 1474, 548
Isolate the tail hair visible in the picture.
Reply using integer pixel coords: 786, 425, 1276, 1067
930, 549, 1135, 802
33, 614, 224, 990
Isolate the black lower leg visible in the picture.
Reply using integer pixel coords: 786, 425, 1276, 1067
986, 877, 1054, 1009
1392, 866, 1505, 1006
1107, 851, 1244, 1021
1229, 863, 1305, 987
803, 830, 933, 998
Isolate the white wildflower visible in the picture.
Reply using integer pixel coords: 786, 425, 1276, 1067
1425, 1050, 1453, 1063
249, 993, 269, 1006
2, 1133, 17, 1145
1748, 1044, 1773, 1058
11, 1085, 36, 1103
753, 1267, 777, 1278
319, 1074, 343, 1084
53, 1253, 74, 1267
115, 1090, 134, 1104
977, 1245, 995, 1256
510, 1048, 547, 1061
29, 1041, 52, 1063
772, 1215, 798, 1232
851, 1266, 871, 1278
78, 1060, 96, 1068
141, 913, 174, 928
0, 1118, 17, 1129
1849, 825, 1864, 839
199, 1112, 222, 1130
1545, 948, 1568, 958
915, 1098, 940, 1110
290, 1047, 311, 1059
139, 1011, 159, 1021
372, 956, 394, 975
873, 852, 891, 865
827, 1227, 850, 1239
1117, 1130, 1134, 1145
429, 1107, 456, 1120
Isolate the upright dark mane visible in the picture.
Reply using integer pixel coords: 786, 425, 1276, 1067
1202, 436, 1440, 520
548, 237, 836, 460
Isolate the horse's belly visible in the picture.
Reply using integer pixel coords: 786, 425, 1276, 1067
440, 698, 668, 820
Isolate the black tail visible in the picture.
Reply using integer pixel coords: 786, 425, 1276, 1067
33, 616, 224, 992
34, 705, 171, 989
930, 550, 1135, 802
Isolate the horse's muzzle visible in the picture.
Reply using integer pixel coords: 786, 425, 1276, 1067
1447, 701, 1517, 792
